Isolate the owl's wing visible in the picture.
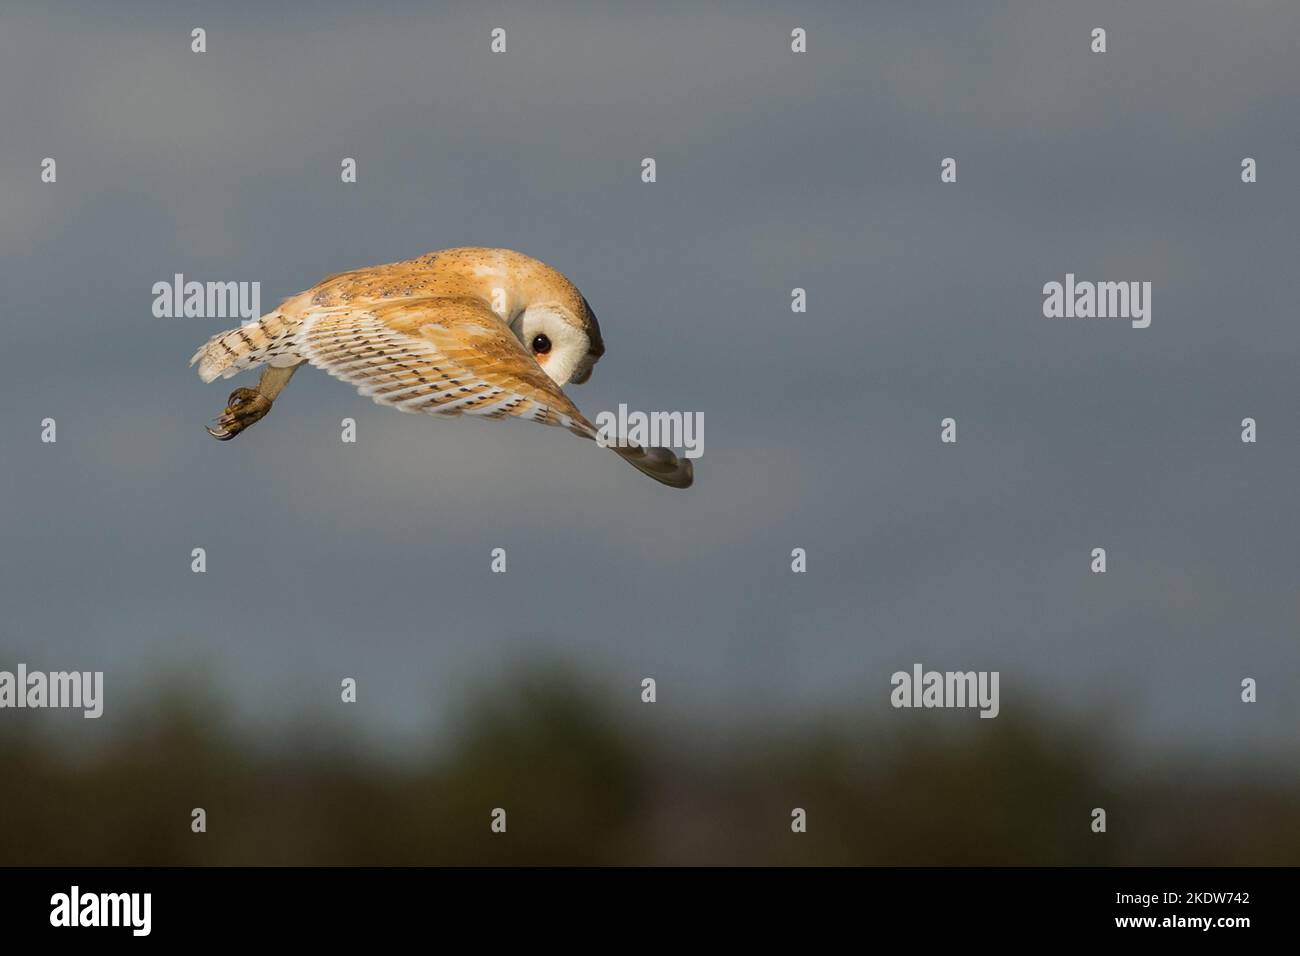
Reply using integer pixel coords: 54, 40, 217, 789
298, 296, 588, 429
297, 296, 693, 488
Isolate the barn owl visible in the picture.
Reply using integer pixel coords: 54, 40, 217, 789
190, 248, 692, 488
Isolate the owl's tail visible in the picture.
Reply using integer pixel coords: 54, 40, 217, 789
611, 443, 694, 489
190, 311, 302, 383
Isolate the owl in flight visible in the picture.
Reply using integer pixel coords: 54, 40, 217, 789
190, 248, 693, 488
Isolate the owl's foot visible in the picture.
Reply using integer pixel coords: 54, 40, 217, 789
207, 387, 273, 440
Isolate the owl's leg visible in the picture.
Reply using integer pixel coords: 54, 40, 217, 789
207, 362, 302, 440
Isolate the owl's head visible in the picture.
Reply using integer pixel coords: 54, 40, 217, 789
510, 293, 605, 387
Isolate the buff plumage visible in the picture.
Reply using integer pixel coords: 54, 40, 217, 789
190, 247, 692, 489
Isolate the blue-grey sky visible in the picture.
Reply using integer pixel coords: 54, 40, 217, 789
1, 0, 1297, 762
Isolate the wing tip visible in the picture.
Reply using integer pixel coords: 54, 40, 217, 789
615, 444, 695, 489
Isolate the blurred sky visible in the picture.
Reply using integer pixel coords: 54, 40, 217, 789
0, 0, 1297, 762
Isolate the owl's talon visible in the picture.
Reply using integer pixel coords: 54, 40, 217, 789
207, 387, 272, 441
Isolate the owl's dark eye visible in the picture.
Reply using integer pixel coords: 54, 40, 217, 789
531, 334, 552, 355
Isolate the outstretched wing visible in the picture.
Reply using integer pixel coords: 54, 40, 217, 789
298, 296, 587, 430
296, 296, 693, 488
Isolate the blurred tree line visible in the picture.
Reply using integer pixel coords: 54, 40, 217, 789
1, 661, 1296, 865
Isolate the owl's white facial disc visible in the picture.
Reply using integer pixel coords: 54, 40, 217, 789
512, 306, 594, 386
